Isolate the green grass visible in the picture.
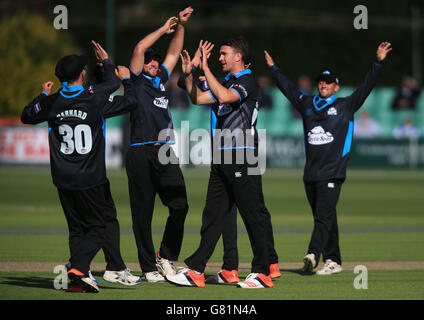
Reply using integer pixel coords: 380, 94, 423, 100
1, 232, 424, 263
0, 167, 424, 299
0, 270, 423, 300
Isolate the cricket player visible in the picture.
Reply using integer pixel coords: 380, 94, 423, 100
177, 41, 280, 285
21, 41, 138, 292
166, 37, 276, 289
125, 7, 193, 282
264, 42, 392, 274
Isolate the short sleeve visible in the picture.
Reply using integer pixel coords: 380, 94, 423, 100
229, 76, 256, 102
157, 64, 170, 84
129, 66, 143, 83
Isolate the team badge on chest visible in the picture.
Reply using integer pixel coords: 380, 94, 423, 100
327, 107, 337, 116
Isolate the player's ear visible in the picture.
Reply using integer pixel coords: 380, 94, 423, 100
80, 69, 86, 81
234, 51, 242, 63
334, 84, 340, 92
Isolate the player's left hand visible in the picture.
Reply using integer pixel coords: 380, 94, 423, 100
42, 81, 54, 95
92, 40, 109, 62
199, 41, 214, 70
376, 42, 392, 61
178, 6, 194, 25
180, 49, 193, 76
193, 40, 214, 68
264, 50, 275, 67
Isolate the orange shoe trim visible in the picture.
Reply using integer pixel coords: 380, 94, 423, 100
67, 268, 84, 277
219, 269, 240, 283
257, 273, 274, 288
187, 270, 205, 288
269, 263, 281, 278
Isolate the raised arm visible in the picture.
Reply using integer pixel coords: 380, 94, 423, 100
348, 42, 392, 112
177, 40, 214, 90
264, 50, 305, 109
180, 49, 215, 105
200, 44, 239, 104
129, 17, 179, 75
91, 40, 120, 93
192, 40, 214, 69
162, 6, 194, 76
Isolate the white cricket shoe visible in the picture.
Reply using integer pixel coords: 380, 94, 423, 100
156, 252, 177, 276
143, 271, 166, 282
316, 259, 343, 275
165, 267, 206, 287
88, 270, 99, 285
103, 269, 141, 286
303, 253, 317, 273
236, 273, 273, 289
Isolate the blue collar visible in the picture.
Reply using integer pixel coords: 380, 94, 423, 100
224, 68, 252, 81
61, 83, 84, 92
142, 74, 161, 88
313, 94, 337, 111
59, 82, 84, 98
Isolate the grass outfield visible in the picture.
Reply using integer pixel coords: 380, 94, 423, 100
0, 167, 423, 300
1, 270, 423, 300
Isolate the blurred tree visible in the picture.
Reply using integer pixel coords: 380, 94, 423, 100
0, 14, 77, 116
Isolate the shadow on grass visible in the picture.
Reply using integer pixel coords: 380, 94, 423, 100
280, 268, 316, 276
0, 275, 53, 290
0, 275, 134, 291
91, 271, 105, 277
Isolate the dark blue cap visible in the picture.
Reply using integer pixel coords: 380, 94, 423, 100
145, 48, 161, 64
316, 70, 339, 85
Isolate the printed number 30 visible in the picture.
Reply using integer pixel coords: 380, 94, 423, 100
59, 124, 92, 155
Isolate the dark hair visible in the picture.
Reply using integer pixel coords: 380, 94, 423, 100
55, 54, 88, 83
144, 48, 162, 64
220, 37, 249, 64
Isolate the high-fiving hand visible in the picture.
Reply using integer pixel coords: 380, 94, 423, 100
193, 40, 214, 68
180, 50, 193, 76
178, 6, 194, 25
92, 40, 109, 63
199, 41, 215, 71
161, 17, 179, 34
376, 42, 392, 61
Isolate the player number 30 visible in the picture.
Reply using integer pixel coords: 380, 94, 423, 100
58, 124, 92, 155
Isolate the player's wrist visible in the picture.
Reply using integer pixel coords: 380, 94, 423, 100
177, 19, 186, 27
202, 64, 210, 72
